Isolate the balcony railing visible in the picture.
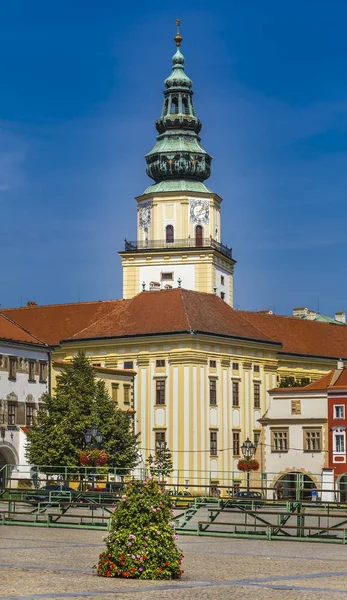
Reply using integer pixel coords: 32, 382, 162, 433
123, 237, 233, 260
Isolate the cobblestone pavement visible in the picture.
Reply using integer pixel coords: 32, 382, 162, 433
1, 526, 347, 599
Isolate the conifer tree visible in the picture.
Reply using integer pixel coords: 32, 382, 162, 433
26, 353, 139, 473
147, 441, 173, 481
96, 479, 183, 579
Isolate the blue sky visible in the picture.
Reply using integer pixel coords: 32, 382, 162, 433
1, 0, 347, 316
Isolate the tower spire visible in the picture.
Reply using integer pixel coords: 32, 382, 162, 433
174, 18, 182, 47
144, 21, 212, 194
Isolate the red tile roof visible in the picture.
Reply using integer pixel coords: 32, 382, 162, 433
0, 313, 46, 346
4, 289, 347, 361
238, 310, 347, 359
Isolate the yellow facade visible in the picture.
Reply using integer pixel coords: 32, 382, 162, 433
52, 334, 335, 492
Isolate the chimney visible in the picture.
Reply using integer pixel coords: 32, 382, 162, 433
337, 359, 344, 370
26, 301, 38, 307
335, 312, 346, 324
293, 307, 309, 318
306, 310, 317, 321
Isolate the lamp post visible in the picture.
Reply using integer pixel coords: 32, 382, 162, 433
241, 437, 256, 494
84, 423, 103, 491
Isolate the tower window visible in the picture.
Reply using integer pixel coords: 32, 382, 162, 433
220, 292, 225, 300
182, 97, 189, 114
170, 98, 179, 114
195, 225, 203, 248
161, 272, 173, 281
166, 225, 174, 243
221, 276, 225, 285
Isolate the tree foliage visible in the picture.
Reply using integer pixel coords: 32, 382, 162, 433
26, 352, 139, 473
147, 442, 173, 480
96, 479, 183, 579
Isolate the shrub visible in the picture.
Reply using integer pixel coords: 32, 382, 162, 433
95, 479, 183, 579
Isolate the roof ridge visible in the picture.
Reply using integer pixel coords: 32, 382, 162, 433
69, 299, 130, 340
0, 312, 47, 346
234, 308, 281, 344
238, 309, 343, 327
3, 299, 120, 311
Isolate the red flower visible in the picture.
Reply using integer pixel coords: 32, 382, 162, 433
164, 562, 169, 567
131, 568, 135, 572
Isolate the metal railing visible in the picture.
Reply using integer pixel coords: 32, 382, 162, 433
123, 237, 233, 260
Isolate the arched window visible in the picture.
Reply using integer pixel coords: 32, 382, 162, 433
166, 224, 174, 243
182, 97, 189, 115
170, 98, 179, 114
164, 99, 169, 115
195, 225, 203, 247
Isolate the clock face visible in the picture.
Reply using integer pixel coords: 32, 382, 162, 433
139, 201, 152, 229
189, 198, 209, 224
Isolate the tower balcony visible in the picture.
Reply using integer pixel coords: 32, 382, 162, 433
122, 237, 233, 261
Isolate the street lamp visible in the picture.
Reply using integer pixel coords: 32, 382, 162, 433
241, 437, 256, 494
84, 423, 103, 491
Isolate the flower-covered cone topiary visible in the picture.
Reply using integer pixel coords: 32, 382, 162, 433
95, 479, 184, 579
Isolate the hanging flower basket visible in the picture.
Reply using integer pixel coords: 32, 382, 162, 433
80, 449, 108, 467
237, 458, 259, 472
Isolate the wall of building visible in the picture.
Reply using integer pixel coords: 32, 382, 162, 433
0, 341, 50, 475
328, 389, 347, 476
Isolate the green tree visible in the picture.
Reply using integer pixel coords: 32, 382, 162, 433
147, 442, 173, 481
96, 479, 183, 579
26, 352, 139, 473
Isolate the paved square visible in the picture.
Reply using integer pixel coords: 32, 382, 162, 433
1, 526, 347, 599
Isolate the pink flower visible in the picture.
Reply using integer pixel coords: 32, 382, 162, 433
127, 542, 132, 546
156, 531, 161, 535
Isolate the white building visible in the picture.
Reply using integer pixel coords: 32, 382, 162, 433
260, 383, 329, 500
0, 313, 50, 486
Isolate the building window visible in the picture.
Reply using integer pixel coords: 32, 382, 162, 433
124, 361, 134, 369
166, 224, 174, 243
209, 379, 217, 405
161, 272, 173, 281
254, 383, 261, 408
334, 405, 345, 419
220, 292, 225, 300
334, 433, 345, 454
233, 480, 241, 494
39, 361, 47, 383
291, 399, 301, 415
111, 383, 119, 403
271, 429, 288, 452
8, 403, 16, 425
253, 365, 260, 373
232, 362, 239, 370
156, 359, 165, 367
210, 430, 217, 455
9, 357, 17, 380
170, 97, 178, 114
156, 380, 165, 405
253, 430, 260, 447
155, 430, 166, 447
221, 275, 225, 286
26, 404, 35, 427
195, 225, 203, 248
304, 429, 321, 452
209, 360, 216, 368
233, 432, 240, 456
232, 381, 239, 407
28, 360, 36, 382
123, 385, 130, 404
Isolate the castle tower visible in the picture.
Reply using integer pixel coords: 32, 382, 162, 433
120, 21, 236, 304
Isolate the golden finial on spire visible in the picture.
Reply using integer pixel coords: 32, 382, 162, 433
174, 18, 183, 47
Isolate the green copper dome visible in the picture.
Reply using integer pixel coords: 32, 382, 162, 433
145, 27, 212, 192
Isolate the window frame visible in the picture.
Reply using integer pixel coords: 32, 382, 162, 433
232, 380, 239, 407
28, 360, 36, 382
39, 361, 47, 383
334, 405, 345, 419
209, 378, 217, 405
232, 431, 240, 456
123, 384, 131, 404
334, 432, 345, 454
156, 359, 166, 368
155, 430, 166, 448
111, 383, 119, 403
210, 430, 218, 456
155, 379, 166, 405
8, 357, 17, 381
8, 403, 16, 425
304, 428, 322, 452
253, 382, 261, 409
26, 403, 35, 427
271, 429, 289, 452
124, 361, 134, 370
